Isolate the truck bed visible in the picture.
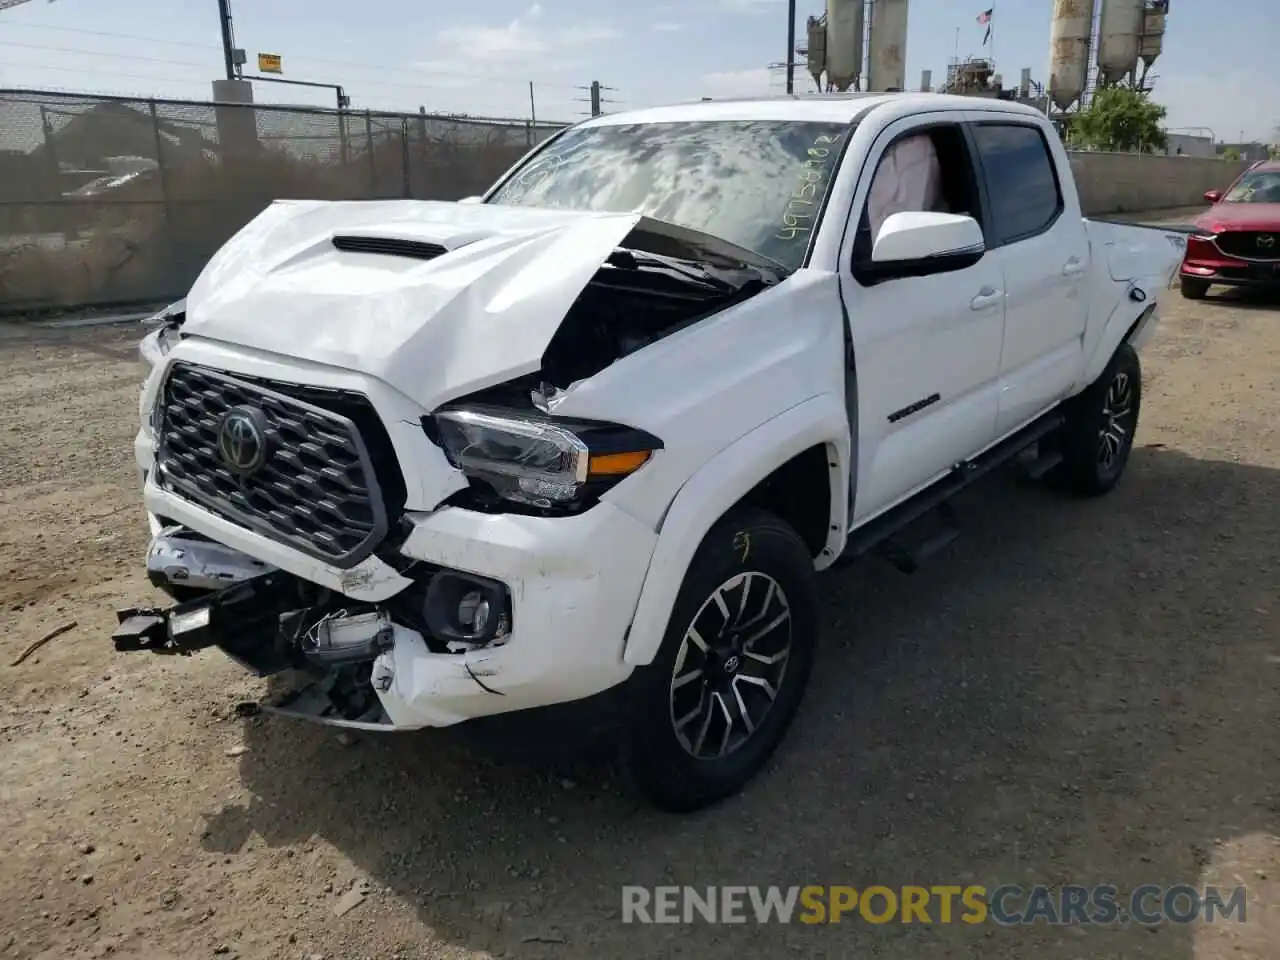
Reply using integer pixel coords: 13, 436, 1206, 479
1083, 217, 1188, 286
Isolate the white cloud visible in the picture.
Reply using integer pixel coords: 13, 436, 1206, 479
701, 68, 779, 98
1154, 71, 1279, 144
436, 4, 620, 63
651, 21, 684, 32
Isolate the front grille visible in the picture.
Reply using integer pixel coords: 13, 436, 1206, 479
1215, 231, 1280, 261
156, 362, 400, 568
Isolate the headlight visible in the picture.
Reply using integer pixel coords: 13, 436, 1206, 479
428, 406, 662, 510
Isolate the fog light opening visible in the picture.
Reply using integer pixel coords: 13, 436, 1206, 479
422, 571, 512, 651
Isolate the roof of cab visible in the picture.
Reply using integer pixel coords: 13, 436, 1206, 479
574, 92, 1051, 128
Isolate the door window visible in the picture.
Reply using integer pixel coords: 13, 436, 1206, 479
852, 123, 984, 279
970, 123, 1063, 245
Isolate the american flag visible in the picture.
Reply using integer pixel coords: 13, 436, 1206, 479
976, 7, 992, 24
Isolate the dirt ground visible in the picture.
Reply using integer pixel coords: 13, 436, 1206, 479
1, 249, 1277, 959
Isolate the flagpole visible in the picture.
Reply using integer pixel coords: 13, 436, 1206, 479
990, 3, 995, 68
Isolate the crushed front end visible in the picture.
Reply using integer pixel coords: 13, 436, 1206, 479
125, 348, 661, 731
119, 200, 785, 733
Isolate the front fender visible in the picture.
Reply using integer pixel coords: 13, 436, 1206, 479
621, 393, 850, 668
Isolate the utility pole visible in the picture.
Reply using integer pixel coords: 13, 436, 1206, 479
217, 0, 237, 80
785, 0, 797, 94
576, 80, 615, 117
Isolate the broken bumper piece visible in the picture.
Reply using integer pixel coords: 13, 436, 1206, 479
119, 500, 656, 730
112, 570, 329, 675
146, 525, 271, 593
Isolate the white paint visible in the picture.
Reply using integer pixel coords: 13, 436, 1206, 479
127, 94, 1182, 734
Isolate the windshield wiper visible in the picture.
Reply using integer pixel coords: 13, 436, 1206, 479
606, 247, 769, 295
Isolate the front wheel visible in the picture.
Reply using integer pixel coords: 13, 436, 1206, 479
620, 507, 818, 813
1049, 342, 1142, 497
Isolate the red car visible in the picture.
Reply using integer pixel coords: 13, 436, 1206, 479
1179, 159, 1280, 299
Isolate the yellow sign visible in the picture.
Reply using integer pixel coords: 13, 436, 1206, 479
257, 53, 282, 74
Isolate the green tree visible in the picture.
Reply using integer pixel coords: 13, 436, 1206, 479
1070, 86, 1168, 153
1222, 147, 1241, 162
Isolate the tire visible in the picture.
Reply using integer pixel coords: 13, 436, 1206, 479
1048, 342, 1142, 497
1180, 277, 1209, 299
619, 507, 818, 813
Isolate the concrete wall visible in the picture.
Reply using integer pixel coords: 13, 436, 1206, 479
1067, 151, 1249, 216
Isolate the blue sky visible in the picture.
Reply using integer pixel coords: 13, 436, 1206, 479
0, 0, 1274, 142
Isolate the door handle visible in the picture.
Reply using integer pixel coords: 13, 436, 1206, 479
970, 286, 1002, 311
1063, 257, 1086, 277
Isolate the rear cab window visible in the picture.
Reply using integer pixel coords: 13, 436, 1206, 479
969, 122, 1064, 246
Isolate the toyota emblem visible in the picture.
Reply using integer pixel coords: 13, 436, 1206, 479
1258, 235, 1277, 249
216, 406, 269, 475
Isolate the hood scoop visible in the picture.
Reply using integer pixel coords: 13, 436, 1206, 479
332, 235, 448, 261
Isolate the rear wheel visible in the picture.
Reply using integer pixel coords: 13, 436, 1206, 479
1049, 342, 1142, 497
1180, 276, 1210, 299
620, 507, 818, 813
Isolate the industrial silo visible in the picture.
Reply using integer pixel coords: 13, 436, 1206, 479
825, 0, 865, 92
1097, 0, 1143, 84
1139, 0, 1168, 73
806, 16, 829, 89
1047, 0, 1095, 112
868, 0, 908, 92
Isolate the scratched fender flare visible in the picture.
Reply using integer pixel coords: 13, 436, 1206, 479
619, 506, 819, 813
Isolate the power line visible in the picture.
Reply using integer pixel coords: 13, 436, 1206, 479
0, 39, 212, 69
0, 41, 577, 114
2, 18, 218, 49
1, 61, 579, 119
0, 18, 588, 91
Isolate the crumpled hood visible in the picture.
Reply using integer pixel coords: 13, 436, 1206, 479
181, 198, 657, 410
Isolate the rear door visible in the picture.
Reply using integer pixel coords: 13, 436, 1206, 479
838, 113, 1005, 525
967, 117, 1090, 437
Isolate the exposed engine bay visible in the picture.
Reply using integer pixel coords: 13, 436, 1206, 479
540, 246, 781, 388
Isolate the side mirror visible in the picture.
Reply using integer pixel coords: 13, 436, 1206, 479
863, 212, 985, 281
457, 195, 483, 205
1204, 189, 1222, 204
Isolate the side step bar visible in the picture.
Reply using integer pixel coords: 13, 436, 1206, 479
840, 411, 1065, 572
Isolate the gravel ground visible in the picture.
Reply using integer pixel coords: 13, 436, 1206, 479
1, 243, 1277, 959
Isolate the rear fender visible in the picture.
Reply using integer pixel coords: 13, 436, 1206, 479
1075, 276, 1162, 391
621, 393, 849, 668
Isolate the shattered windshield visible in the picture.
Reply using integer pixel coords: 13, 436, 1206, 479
485, 119, 851, 272
1223, 170, 1280, 203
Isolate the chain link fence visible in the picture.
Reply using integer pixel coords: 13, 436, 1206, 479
0, 89, 567, 314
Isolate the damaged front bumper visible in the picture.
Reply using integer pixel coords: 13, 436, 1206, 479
118, 498, 658, 730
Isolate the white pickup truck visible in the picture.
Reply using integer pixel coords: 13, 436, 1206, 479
118, 93, 1183, 812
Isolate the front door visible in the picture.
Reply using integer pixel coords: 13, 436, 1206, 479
839, 115, 1005, 525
